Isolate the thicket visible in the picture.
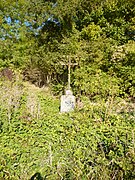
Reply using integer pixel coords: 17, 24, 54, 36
0, 80, 135, 179
0, 0, 135, 97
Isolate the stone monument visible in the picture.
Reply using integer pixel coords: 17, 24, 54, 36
60, 89, 75, 113
60, 56, 77, 113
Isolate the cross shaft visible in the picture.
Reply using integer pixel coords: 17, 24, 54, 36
60, 56, 78, 90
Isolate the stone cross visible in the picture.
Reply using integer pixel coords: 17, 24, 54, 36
60, 56, 78, 113
60, 56, 78, 90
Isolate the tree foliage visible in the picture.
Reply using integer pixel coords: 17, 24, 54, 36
0, 0, 135, 97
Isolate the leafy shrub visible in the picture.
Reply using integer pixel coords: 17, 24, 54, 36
74, 67, 120, 99
0, 80, 135, 179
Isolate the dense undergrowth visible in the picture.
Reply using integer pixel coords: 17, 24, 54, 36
0, 80, 135, 180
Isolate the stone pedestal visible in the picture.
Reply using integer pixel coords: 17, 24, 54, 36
60, 90, 75, 113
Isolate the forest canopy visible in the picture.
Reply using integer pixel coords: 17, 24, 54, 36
0, 0, 135, 98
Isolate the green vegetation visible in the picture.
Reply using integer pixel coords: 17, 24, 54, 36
0, 0, 135, 97
0, 0, 135, 179
0, 80, 135, 179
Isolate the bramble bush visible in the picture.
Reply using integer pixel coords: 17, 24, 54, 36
0, 80, 135, 179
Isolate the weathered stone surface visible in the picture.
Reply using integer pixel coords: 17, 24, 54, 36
60, 90, 75, 113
